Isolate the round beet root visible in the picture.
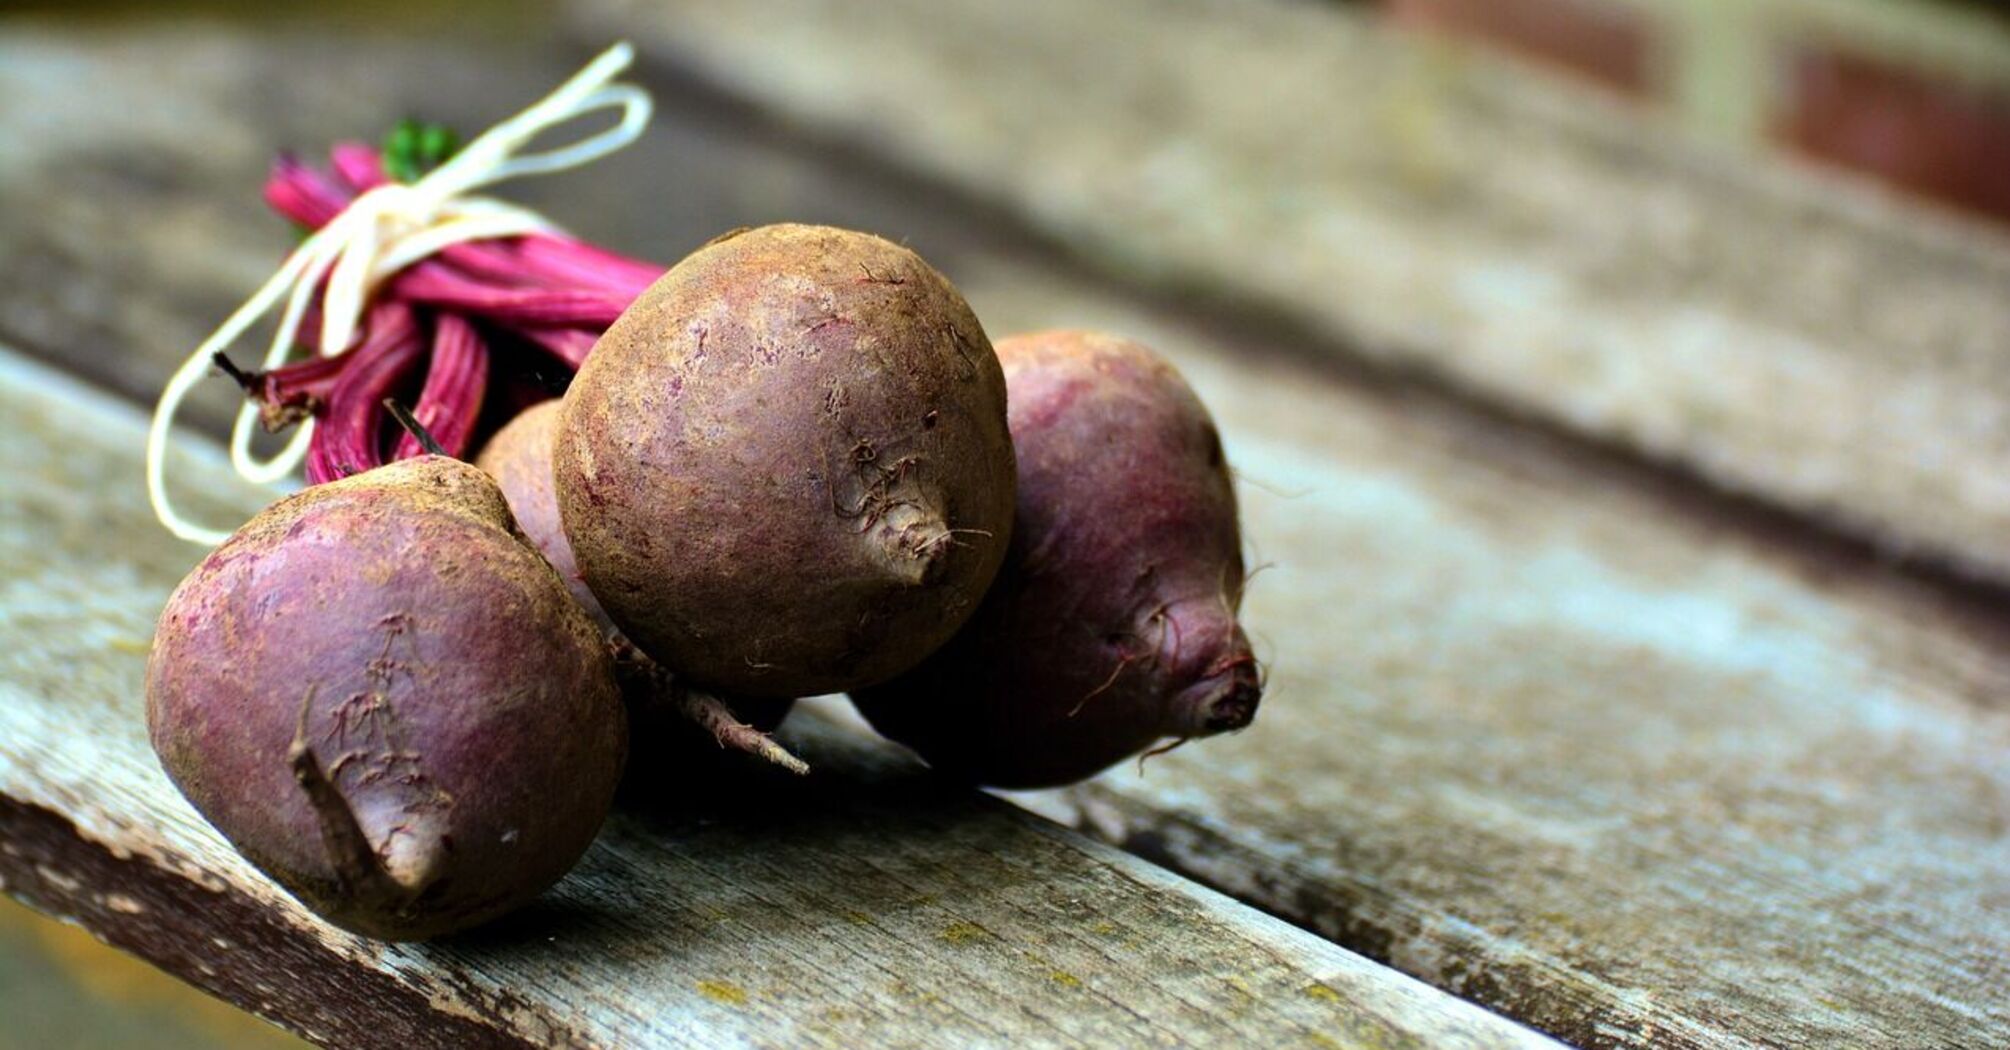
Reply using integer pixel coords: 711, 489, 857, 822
477, 400, 609, 628
853, 331, 1261, 788
478, 402, 805, 776
555, 224, 1016, 698
146, 456, 626, 940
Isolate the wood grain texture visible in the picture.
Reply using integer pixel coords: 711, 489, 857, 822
584, 0, 2010, 585
7, 12, 2008, 1050
0, 349, 1559, 1050
942, 265, 2010, 1049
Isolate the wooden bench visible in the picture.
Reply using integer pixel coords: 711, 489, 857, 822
3, 352, 1552, 1048
3, 4, 2008, 1048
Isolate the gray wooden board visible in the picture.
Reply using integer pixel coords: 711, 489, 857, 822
583, 0, 2010, 586
940, 265, 2010, 1049
0, 349, 1559, 1049
6, 12, 2010, 1050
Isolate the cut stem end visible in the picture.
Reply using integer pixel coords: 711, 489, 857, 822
382, 397, 448, 457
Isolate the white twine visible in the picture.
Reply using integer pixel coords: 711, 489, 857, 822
147, 42, 653, 545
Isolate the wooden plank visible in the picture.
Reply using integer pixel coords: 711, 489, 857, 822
934, 265, 2010, 1049
0, 348, 1559, 1049
582, 0, 2010, 585
9, 13, 2009, 1050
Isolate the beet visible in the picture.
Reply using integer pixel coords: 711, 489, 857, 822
555, 224, 1016, 698
853, 331, 1261, 788
146, 456, 626, 940
476, 400, 608, 627
477, 401, 804, 775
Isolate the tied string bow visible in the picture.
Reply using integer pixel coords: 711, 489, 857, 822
147, 42, 652, 544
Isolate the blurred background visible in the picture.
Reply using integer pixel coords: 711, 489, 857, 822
1390, 0, 2010, 223
3, 0, 2006, 1045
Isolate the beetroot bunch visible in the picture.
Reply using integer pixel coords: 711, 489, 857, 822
148, 138, 1263, 942
243, 136, 662, 481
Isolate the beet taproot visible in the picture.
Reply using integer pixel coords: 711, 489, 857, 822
478, 401, 804, 775
476, 399, 610, 627
853, 331, 1261, 788
554, 224, 1016, 698
146, 455, 626, 940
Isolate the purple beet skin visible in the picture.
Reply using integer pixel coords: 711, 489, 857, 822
555, 224, 1017, 699
477, 401, 802, 776
476, 400, 609, 627
854, 330, 1262, 788
146, 456, 626, 940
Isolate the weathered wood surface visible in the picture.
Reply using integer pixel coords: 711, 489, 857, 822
585, 0, 2010, 585
0, 349, 1560, 1048
946, 265, 2010, 1049
7, 12, 2010, 1050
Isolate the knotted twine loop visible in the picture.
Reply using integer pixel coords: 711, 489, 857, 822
146, 42, 653, 545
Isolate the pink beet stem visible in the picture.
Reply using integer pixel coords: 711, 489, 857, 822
305, 303, 426, 483
264, 155, 349, 227
510, 236, 661, 297
393, 313, 488, 460
249, 347, 353, 424
262, 149, 661, 302
516, 325, 598, 369
243, 142, 667, 481
435, 240, 553, 289
327, 141, 389, 192
391, 264, 629, 327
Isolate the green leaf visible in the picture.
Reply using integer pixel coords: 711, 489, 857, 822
382, 118, 462, 184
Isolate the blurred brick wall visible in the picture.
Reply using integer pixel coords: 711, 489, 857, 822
1779, 46, 2010, 220
1385, 0, 1654, 94
1383, 0, 2010, 224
